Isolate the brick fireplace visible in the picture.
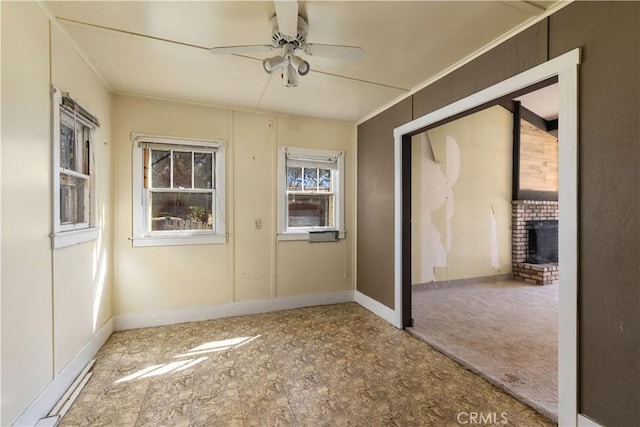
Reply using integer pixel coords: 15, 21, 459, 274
512, 200, 559, 285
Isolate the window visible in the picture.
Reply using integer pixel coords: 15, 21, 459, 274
52, 88, 100, 248
132, 135, 226, 247
278, 146, 345, 240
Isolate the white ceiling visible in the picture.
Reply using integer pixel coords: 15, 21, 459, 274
46, 1, 561, 123
515, 82, 559, 120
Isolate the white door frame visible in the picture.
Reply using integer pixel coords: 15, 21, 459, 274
392, 48, 580, 426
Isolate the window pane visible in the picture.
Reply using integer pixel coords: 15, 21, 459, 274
318, 169, 331, 192
287, 194, 333, 228
60, 122, 75, 170
303, 168, 317, 190
173, 151, 193, 188
150, 192, 213, 231
151, 150, 171, 188
287, 166, 302, 190
60, 173, 87, 224
194, 152, 213, 189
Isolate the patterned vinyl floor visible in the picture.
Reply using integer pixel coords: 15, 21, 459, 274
59, 303, 553, 427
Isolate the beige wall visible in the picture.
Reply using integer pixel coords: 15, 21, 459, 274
113, 96, 355, 316
1, 2, 113, 425
51, 23, 113, 374
275, 117, 355, 296
1, 3, 354, 424
411, 106, 512, 284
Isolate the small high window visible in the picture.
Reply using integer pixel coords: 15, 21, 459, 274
278, 146, 345, 240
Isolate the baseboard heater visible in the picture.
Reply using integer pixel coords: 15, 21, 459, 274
308, 230, 339, 242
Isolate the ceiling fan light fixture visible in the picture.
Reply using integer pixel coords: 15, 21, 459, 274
263, 56, 284, 74
292, 55, 310, 76
282, 63, 299, 87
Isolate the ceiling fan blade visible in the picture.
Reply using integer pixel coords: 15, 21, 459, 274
209, 45, 276, 55
303, 44, 365, 61
274, 0, 299, 37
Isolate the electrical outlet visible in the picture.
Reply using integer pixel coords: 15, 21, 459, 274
253, 219, 261, 230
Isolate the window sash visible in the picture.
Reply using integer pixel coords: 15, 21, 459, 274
146, 189, 215, 234
140, 148, 216, 236
58, 115, 91, 228
285, 160, 336, 231
59, 172, 90, 231
145, 147, 215, 191
132, 133, 226, 246
60, 109, 90, 175
286, 192, 335, 229
286, 165, 333, 193
279, 146, 345, 238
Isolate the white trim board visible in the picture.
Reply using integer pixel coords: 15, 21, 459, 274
12, 319, 113, 427
392, 49, 580, 425
114, 291, 355, 331
354, 291, 397, 326
577, 414, 604, 427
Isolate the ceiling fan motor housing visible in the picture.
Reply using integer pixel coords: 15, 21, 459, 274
270, 15, 308, 48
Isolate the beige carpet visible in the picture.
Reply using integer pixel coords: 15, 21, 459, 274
410, 279, 558, 421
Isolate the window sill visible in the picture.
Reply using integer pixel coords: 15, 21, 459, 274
132, 235, 227, 247
277, 231, 345, 242
52, 227, 100, 249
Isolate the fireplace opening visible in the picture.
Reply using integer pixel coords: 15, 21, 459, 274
526, 220, 558, 264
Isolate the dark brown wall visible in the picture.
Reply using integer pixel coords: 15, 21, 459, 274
356, 98, 412, 309
356, 2, 640, 425
548, 2, 640, 425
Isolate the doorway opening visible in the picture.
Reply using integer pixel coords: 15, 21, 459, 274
407, 82, 560, 420
392, 49, 580, 426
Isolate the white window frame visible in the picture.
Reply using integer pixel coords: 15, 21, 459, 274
131, 134, 226, 247
277, 146, 345, 241
52, 88, 100, 249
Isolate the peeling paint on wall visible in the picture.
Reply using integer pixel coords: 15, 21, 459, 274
412, 106, 512, 284
445, 135, 460, 251
415, 132, 460, 282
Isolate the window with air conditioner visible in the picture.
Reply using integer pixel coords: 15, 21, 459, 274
278, 146, 345, 240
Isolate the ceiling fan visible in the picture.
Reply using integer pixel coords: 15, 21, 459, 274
209, 0, 364, 87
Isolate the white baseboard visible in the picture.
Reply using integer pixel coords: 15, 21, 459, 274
13, 319, 114, 427
577, 414, 603, 427
114, 290, 355, 331
354, 291, 398, 327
